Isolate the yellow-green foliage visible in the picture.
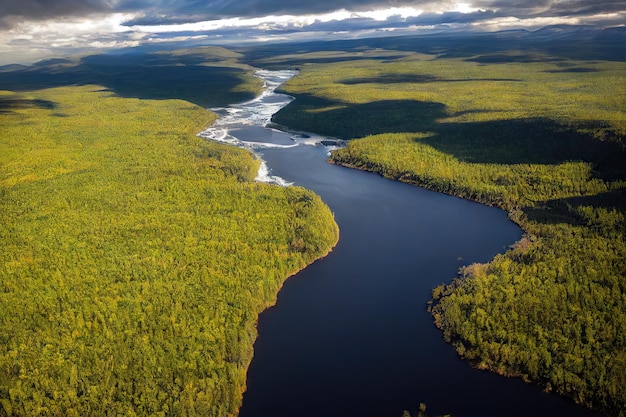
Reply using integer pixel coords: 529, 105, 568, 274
278, 57, 626, 134
276, 55, 626, 415
0, 86, 338, 416
332, 132, 615, 209
0, 47, 265, 108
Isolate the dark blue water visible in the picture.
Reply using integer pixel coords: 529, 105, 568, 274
239, 143, 596, 417
201, 71, 598, 417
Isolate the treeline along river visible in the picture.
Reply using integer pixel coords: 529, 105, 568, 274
199, 71, 598, 417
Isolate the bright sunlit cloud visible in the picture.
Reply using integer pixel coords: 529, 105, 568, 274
13, 13, 134, 37
132, 7, 426, 34
450, 2, 480, 14
0, 13, 141, 63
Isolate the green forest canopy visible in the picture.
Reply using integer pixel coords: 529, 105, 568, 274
270, 50, 626, 415
2, 36, 625, 416
0, 83, 338, 417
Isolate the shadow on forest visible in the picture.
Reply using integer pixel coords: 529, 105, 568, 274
0, 97, 57, 113
341, 74, 439, 84
422, 118, 625, 176
273, 94, 447, 138
523, 189, 626, 230
266, 55, 409, 67
0, 53, 256, 108
274, 95, 626, 181
466, 54, 565, 64
543, 67, 600, 73
339, 74, 521, 84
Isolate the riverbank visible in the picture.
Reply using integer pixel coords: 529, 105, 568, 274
326, 119, 625, 417
0, 83, 339, 417
237, 124, 546, 417
267, 53, 626, 415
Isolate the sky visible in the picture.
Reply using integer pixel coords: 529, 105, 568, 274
0, 0, 624, 65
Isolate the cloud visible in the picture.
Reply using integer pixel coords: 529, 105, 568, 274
0, 0, 118, 28
231, 9, 497, 35
0, 0, 624, 65
117, 0, 626, 26
474, 0, 626, 18
3, 0, 624, 28
122, 0, 437, 24
0, 12, 140, 64
544, 0, 626, 17
2, 0, 626, 24
406, 9, 498, 25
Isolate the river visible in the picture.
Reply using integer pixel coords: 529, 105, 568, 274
199, 70, 597, 417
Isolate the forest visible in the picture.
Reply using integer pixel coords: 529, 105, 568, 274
1, 31, 625, 416
0, 49, 338, 416
264, 39, 626, 416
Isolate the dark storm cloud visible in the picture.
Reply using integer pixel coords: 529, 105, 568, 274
545, 0, 626, 17
0, 0, 114, 27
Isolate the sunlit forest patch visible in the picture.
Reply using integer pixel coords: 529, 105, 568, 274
0, 84, 338, 416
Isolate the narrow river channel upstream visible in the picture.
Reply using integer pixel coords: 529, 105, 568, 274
199, 70, 598, 417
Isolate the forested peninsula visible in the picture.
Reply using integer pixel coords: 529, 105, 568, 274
267, 39, 626, 415
0, 49, 338, 416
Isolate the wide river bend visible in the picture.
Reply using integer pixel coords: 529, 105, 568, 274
199, 70, 597, 417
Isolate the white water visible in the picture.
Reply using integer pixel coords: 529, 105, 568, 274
255, 160, 294, 186
198, 70, 343, 186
